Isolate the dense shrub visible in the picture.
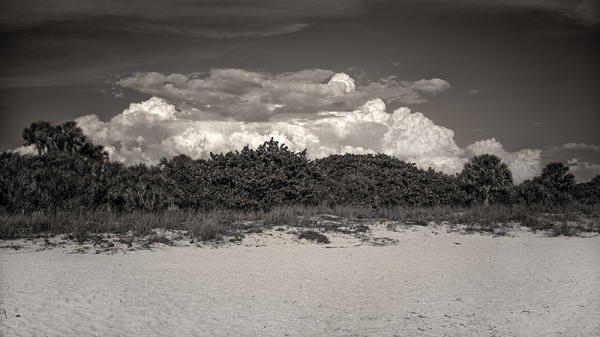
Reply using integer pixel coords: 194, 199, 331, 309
572, 176, 600, 205
516, 162, 576, 207
206, 140, 322, 210
0, 151, 105, 212
315, 154, 464, 207
1, 120, 598, 215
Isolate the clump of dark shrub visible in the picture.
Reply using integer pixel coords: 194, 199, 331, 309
315, 154, 465, 208
414, 219, 428, 227
520, 215, 541, 230
551, 222, 576, 237
298, 230, 330, 244
354, 225, 369, 233
516, 163, 576, 207
572, 176, 600, 205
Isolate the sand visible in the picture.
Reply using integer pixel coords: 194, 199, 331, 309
1, 226, 599, 337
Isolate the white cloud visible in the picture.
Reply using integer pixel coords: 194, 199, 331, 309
77, 96, 468, 172
114, 69, 451, 122
54, 70, 570, 184
410, 78, 451, 94
77, 74, 544, 184
327, 73, 356, 94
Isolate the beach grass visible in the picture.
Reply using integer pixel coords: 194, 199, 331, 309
1, 203, 598, 241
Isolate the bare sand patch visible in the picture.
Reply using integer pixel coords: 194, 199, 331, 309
1, 227, 599, 336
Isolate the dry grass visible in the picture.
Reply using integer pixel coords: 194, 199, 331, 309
1, 203, 598, 241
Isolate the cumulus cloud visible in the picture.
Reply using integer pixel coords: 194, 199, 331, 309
409, 78, 451, 94
35, 69, 597, 184
76, 72, 547, 183
113, 69, 451, 122
77, 95, 469, 171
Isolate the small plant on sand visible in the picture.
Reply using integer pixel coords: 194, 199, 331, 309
298, 230, 330, 244
414, 219, 428, 227
143, 234, 173, 247
520, 215, 541, 231
187, 214, 226, 242
551, 222, 576, 237
263, 206, 302, 227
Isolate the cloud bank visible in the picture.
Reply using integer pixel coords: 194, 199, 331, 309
113, 69, 450, 122
67, 69, 578, 183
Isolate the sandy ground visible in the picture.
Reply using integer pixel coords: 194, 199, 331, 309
1, 226, 599, 337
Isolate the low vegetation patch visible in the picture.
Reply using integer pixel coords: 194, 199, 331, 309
297, 230, 330, 244
1, 204, 598, 245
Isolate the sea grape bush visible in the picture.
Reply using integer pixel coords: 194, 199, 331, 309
315, 154, 464, 207
0, 121, 598, 213
516, 162, 576, 206
572, 176, 600, 205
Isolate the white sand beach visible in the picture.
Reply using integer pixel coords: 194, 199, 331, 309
1, 226, 599, 337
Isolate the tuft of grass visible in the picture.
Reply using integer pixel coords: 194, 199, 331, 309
1, 203, 599, 242
263, 206, 302, 227
297, 230, 330, 244
520, 215, 542, 232
187, 213, 227, 242
551, 222, 577, 237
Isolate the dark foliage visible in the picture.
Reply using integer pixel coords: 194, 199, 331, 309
458, 154, 513, 206
572, 175, 600, 205
315, 154, 465, 207
298, 230, 330, 244
1, 120, 598, 219
22, 121, 107, 159
516, 162, 576, 206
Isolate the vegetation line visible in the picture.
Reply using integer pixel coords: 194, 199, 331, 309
1, 121, 599, 240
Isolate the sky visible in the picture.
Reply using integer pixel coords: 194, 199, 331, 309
1, 0, 599, 182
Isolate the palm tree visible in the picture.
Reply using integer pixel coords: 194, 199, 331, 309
459, 154, 513, 206
22, 121, 53, 155
59, 121, 86, 153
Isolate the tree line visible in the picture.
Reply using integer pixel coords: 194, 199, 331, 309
1, 121, 598, 213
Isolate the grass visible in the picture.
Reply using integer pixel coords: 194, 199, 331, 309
1, 203, 598, 242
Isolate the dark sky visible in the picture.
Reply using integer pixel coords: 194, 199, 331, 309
1, 0, 598, 179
